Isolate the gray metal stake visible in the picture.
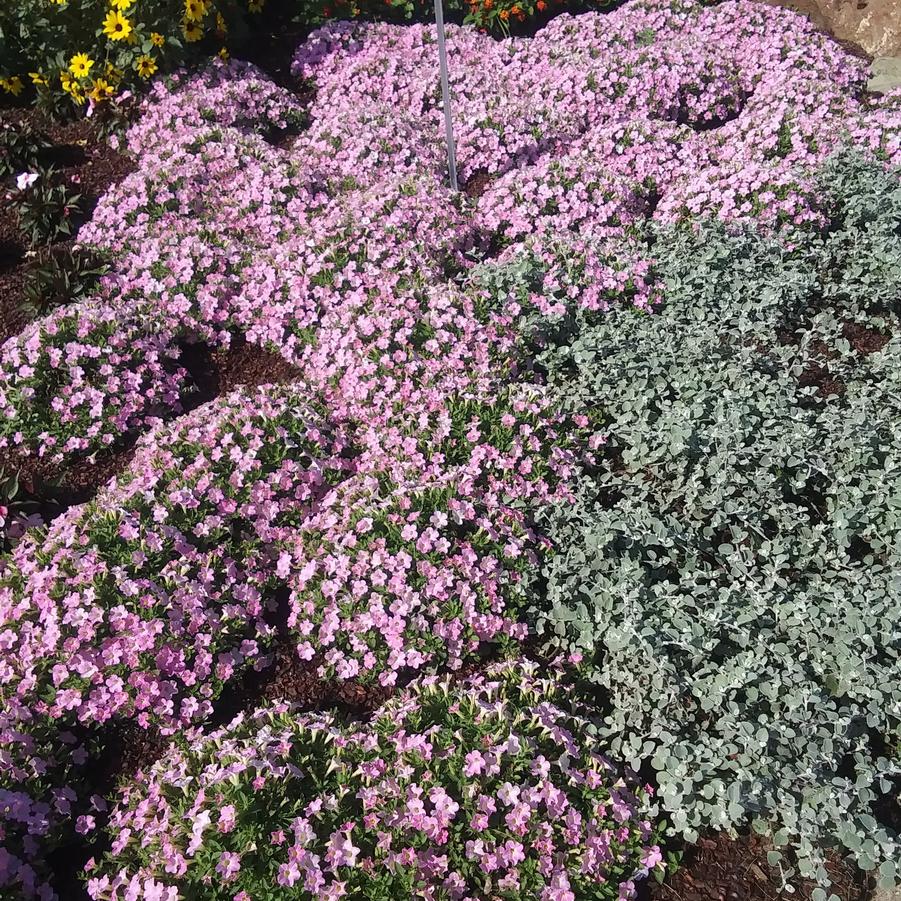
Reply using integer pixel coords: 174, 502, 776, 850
433, 0, 459, 192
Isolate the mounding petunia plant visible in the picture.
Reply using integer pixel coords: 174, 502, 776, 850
85, 660, 665, 901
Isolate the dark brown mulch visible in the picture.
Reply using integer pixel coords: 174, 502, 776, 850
179, 334, 305, 412
646, 832, 871, 901
209, 335, 304, 395
210, 641, 398, 731
0, 109, 135, 345
798, 362, 846, 398
240, 17, 313, 92
464, 169, 495, 199
0, 211, 28, 345
842, 320, 892, 355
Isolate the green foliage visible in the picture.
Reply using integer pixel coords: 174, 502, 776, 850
21, 246, 110, 318
501, 154, 901, 890
0, 120, 52, 178
13, 168, 83, 246
0, 468, 43, 553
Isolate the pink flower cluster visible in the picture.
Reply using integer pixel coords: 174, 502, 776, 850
0, 374, 576, 895
86, 661, 663, 900
3, 0, 900, 466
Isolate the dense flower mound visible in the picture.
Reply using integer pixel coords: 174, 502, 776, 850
279, 382, 576, 685
4, 0, 901, 466
124, 61, 306, 156
0, 375, 579, 895
0, 386, 351, 894
0, 296, 191, 462
86, 661, 663, 901
0, 387, 351, 733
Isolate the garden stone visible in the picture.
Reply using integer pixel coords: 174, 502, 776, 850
764, 0, 901, 57
868, 56, 901, 93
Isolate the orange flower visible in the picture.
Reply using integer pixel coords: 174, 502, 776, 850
537, 0, 546, 9
499, 7, 509, 18
483, 0, 493, 9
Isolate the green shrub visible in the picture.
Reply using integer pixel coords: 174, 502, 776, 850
21, 246, 110, 318
498, 155, 901, 894
0, 120, 52, 178
13, 167, 83, 245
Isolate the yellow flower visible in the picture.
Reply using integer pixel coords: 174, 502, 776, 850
59, 72, 84, 101
182, 20, 203, 41
29, 71, 48, 86
183, 0, 209, 22
218, 46, 229, 60
150, 31, 165, 47
0, 77, 25, 96
215, 12, 228, 36
102, 10, 132, 41
89, 77, 115, 101
104, 63, 124, 85
110, 0, 133, 8
69, 53, 94, 78
135, 55, 158, 78
248, 0, 264, 11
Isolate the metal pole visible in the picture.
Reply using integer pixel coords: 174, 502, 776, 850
433, 0, 459, 192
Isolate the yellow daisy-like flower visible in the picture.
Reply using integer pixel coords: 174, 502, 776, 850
248, 0, 264, 11
110, 0, 133, 9
89, 77, 116, 101
218, 46, 229, 60
0, 76, 25, 96
69, 53, 94, 78
135, 55, 158, 78
29, 71, 48, 86
183, 0, 209, 22
150, 31, 165, 47
182, 20, 203, 41
59, 72, 84, 101
215, 12, 228, 36
102, 10, 132, 41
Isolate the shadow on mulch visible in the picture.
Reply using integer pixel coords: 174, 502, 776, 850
644, 832, 871, 901
179, 333, 304, 407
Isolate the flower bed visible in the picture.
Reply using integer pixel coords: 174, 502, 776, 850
1, 0, 901, 898
524, 156, 901, 889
